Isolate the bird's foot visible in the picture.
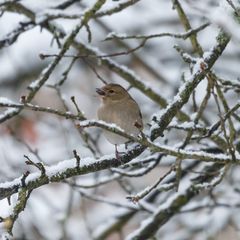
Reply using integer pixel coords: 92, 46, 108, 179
115, 150, 125, 160
115, 145, 125, 163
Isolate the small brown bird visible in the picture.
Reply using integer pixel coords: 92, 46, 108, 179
96, 84, 143, 158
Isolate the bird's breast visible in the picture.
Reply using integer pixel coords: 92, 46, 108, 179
98, 103, 139, 134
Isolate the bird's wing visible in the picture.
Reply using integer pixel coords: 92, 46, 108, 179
129, 98, 143, 130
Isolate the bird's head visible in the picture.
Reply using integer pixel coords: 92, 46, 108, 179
96, 84, 129, 102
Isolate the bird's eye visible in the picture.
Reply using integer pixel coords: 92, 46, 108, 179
109, 90, 114, 93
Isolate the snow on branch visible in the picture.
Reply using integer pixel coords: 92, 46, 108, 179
0, 0, 107, 125
125, 162, 228, 240
0, 118, 238, 203
1, 0, 189, 123
77, 119, 240, 164
1, 0, 239, 239
150, 30, 230, 140
125, 182, 198, 240
0, 99, 84, 120
104, 22, 210, 41
0, 145, 144, 201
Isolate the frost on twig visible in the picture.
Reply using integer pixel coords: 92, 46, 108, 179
0, 0, 240, 239
150, 30, 230, 140
0, 145, 145, 200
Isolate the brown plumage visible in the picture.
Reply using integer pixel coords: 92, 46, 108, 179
96, 84, 143, 158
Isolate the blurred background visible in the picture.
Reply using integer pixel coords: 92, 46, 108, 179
0, 0, 240, 239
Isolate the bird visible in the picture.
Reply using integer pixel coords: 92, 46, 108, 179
96, 83, 143, 159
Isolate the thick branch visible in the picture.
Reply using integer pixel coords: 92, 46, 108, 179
150, 30, 230, 140
0, 145, 144, 201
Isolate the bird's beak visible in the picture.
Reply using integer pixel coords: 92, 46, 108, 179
96, 88, 105, 96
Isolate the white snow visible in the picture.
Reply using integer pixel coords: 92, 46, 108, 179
0, 0, 240, 239
0, 97, 16, 105
0, 108, 19, 121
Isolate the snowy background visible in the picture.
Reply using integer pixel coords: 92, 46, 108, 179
0, 0, 240, 239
